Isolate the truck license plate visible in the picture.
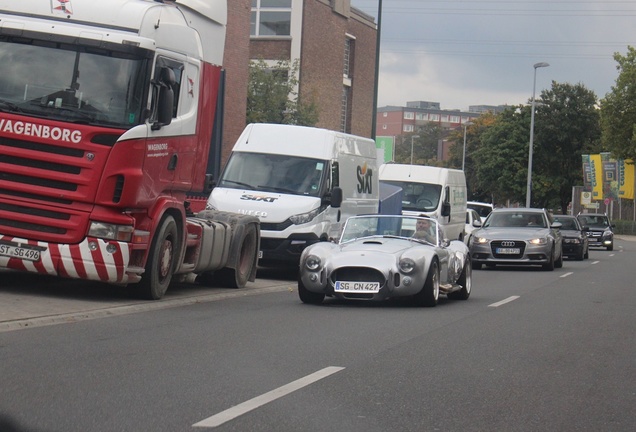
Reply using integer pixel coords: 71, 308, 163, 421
0, 244, 41, 261
335, 281, 380, 293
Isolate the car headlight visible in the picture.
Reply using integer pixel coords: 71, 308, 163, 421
399, 257, 416, 274
88, 221, 134, 242
304, 254, 322, 271
529, 237, 547, 245
290, 208, 320, 225
473, 236, 488, 244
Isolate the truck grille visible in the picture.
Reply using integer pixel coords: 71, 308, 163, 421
0, 129, 114, 244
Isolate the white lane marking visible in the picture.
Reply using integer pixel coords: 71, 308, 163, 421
609, 254, 615, 257
193, 366, 346, 428
560, 272, 573, 278
591, 261, 600, 265
489, 296, 520, 307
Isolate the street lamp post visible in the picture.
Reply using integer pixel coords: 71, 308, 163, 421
526, 62, 549, 208
462, 121, 473, 171
410, 135, 420, 165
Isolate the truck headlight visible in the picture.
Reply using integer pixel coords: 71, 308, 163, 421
88, 222, 134, 242
290, 208, 320, 225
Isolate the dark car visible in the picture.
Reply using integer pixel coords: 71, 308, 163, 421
553, 215, 589, 260
577, 213, 615, 251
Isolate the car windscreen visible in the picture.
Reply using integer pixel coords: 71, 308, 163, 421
485, 212, 546, 228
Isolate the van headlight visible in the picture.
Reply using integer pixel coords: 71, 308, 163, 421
290, 208, 320, 225
88, 222, 134, 242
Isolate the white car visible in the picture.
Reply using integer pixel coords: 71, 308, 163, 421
465, 209, 482, 245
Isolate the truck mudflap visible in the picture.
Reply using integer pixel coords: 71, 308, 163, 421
195, 210, 261, 287
0, 235, 134, 284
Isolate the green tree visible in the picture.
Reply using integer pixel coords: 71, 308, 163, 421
246, 58, 318, 126
446, 113, 497, 202
472, 106, 530, 204
600, 46, 636, 160
393, 123, 443, 165
534, 81, 601, 212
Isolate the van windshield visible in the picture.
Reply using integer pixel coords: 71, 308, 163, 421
381, 180, 441, 212
219, 152, 326, 197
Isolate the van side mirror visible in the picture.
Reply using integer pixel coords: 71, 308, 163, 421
152, 67, 175, 130
330, 187, 343, 208
441, 202, 451, 217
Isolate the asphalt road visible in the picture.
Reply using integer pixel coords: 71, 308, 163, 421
1, 238, 635, 431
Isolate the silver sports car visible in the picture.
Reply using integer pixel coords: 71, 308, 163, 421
298, 215, 472, 307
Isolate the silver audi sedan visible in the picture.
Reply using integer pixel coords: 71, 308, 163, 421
469, 208, 563, 270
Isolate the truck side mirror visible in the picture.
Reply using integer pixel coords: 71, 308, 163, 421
152, 67, 175, 130
330, 187, 343, 208
441, 202, 451, 217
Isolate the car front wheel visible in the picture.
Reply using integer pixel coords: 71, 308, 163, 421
414, 260, 439, 307
448, 259, 471, 300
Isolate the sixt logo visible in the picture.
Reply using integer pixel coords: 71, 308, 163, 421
356, 162, 373, 194
240, 194, 278, 203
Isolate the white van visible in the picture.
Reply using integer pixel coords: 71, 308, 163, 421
207, 123, 379, 266
379, 164, 467, 241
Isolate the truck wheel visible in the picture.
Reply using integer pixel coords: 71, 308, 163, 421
138, 215, 178, 300
414, 259, 439, 307
217, 223, 258, 288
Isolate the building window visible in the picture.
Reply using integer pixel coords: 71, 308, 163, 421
416, 113, 427, 121
429, 114, 440, 121
251, 0, 292, 37
441, 115, 449, 122
383, 112, 388, 117
382, 124, 387, 129
403, 124, 414, 132
449, 115, 460, 123
404, 111, 414, 120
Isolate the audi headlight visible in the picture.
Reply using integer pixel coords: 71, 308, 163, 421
88, 222, 134, 242
473, 236, 488, 244
290, 208, 320, 225
399, 257, 416, 274
305, 254, 322, 271
529, 237, 547, 245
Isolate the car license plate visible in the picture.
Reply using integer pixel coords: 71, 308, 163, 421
335, 281, 380, 293
0, 244, 41, 261
496, 247, 520, 254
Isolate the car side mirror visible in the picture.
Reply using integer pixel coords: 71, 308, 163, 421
551, 221, 562, 229
472, 219, 482, 228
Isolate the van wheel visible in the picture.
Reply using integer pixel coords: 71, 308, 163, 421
217, 224, 258, 288
137, 215, 178, 300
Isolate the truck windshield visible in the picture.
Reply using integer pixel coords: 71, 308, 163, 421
381, 180, 441, 212
219, 152, 327, 197
0, 36, 149, 129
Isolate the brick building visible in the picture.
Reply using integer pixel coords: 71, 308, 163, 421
249, 0, 377, 137
220, 1, 377, 171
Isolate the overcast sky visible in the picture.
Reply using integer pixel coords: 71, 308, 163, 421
352, 0, 636, 112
